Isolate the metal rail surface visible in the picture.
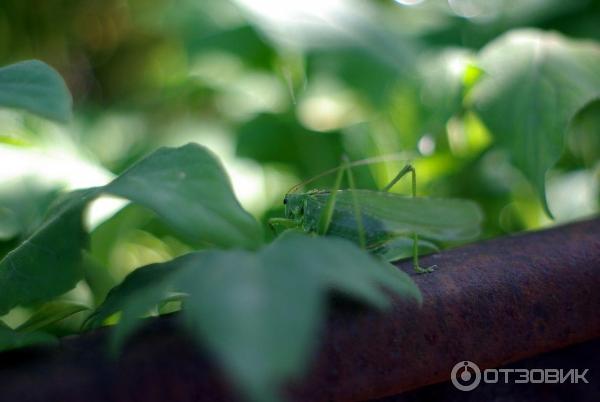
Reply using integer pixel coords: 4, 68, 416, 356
0, 217, 598, 402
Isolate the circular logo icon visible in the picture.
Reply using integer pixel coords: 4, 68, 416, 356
451, 360, 481, 391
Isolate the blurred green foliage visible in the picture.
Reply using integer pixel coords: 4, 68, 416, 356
83, 231, 420, 401
0, 2, 599, 401
0, 0, 599, 351
1, 1, 597, 208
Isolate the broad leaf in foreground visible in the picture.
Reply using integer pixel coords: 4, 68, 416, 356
471, 29, 600, 213
0, 144, 262, 315
87, 232, 420, 402
0, 189, 94, 315
106, 143, 262, 250
0, 60, 72, 122
82, 253, 194, 350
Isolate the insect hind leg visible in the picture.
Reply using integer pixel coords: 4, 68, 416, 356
412, 232, 437, 274
384, 164, 436, 273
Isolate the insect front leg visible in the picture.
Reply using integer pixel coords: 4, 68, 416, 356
343, 156, 366, 249
317, 158, 345, 236
317, 156, 367, 249
383, 164, 436, 274
268, 218, 301, 235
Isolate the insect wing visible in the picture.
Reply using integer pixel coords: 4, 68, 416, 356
313, 190, 482, 242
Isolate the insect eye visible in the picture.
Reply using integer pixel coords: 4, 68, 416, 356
283, 198, 288, 205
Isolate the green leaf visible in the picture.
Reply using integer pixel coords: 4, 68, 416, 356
176, 249, 322, 402
471, 29, 600, 214
0, 60, 72, 123
0, 144, 262, 316
179, 234, 420, 401
0, 178, 62, 241
90, 232, 420, 402
567, 100, 600, 166
106, 143, 263, 250
264, 232, 422, 308
0, 189, 95, 315
418, 49, 476, 132
83, 254, 192, 351
16, 301, 89, 333
0, 206, 20, 240
0, 320, 58, 352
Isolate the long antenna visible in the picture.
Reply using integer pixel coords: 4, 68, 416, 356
286, 153, 414, 195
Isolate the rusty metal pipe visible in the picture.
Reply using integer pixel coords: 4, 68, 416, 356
296, 217, 600, 401
0, 218, 598, 402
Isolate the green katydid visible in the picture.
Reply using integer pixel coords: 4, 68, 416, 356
269, 157, 483, 273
